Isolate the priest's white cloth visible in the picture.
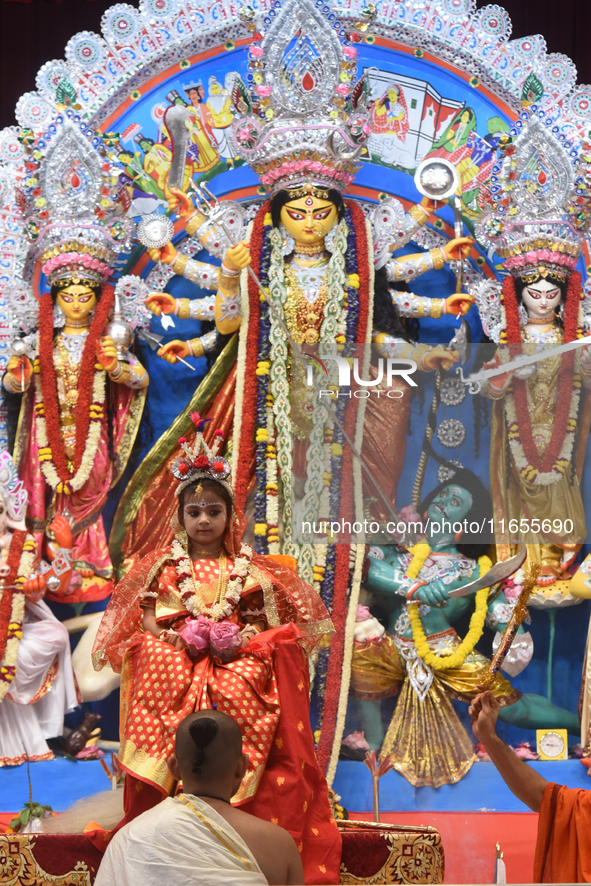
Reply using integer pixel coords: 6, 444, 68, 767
0, 598, 79, 765
95, 794, 268, 886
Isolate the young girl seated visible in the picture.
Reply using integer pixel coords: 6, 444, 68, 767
92, 415, 340, 884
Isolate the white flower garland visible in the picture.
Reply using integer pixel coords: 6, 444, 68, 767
268, 226, 297, 558
35, 369, 106, 494
171, 538, 253, 622
326, 220, 374, 785
266, 220, 349, 579
0, 535, 37, 703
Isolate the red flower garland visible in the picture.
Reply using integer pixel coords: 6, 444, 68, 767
234, 204, 268, 510
503, 272, 583, 474
38, 283, 114, 482
0, 530, 28, 663
346, 200, 371, 345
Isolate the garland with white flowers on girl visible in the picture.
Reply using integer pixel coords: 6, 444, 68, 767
171, 536, 254, 622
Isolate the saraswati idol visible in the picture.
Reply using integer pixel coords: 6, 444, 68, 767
472, 111, 591, 602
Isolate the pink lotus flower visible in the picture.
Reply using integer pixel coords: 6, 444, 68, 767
209, 620, 242, 657
342, 730, 369, 750
398, 504, 423, 531
356, 604, 372, 622
512, 742, 538, 760
177, 615, 211, 656
250, 45, 264, 58
255, 85, 272, 97
66, 570, 83, 595
75, 745, 106, 760
503, 579, 521, 601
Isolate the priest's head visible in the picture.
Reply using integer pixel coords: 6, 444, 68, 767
167, 710, 248, 802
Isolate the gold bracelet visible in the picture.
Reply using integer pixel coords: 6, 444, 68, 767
188, 337, 205, 359
110, 362, 131, 383
408, 203, 431, 224
429, 247, 445, 271
218, 270, 240, 290
172, 253, 190, 276
4, 372, 24, 393
185, 211, 205, 237
177, 298, 191, 320
430, 299, 443, 320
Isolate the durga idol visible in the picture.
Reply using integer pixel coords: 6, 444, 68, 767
3, 117, 148, 600
133, 0, 474, 575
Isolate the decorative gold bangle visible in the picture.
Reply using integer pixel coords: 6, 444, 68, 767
429, 247, 445, 271
430, 299, 443, 320
172, 253, 190, 276
177, 298, 191, 320
189, 337, 205, 359
485, 380, 508, 400
408, 203, 431, 224
185, 211, 205, 237
109, 362, 122, 380
4, 372, 24, 393
219, 274, 240, 291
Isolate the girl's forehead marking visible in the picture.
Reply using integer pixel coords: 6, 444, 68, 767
185, 497, 226, 509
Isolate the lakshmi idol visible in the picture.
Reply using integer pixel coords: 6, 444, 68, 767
92, 414, 340, 884
3, 118, 148, 598
472, 115, 591, 595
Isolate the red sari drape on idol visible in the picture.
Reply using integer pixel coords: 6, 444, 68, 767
92, 522, 341, 885
14, 377, 143, 582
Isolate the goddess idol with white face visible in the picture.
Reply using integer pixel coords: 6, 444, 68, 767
473, 116, 591, 592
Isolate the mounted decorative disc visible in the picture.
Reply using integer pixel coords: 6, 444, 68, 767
137, 213, 174, 249
414, 158, 459, 201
